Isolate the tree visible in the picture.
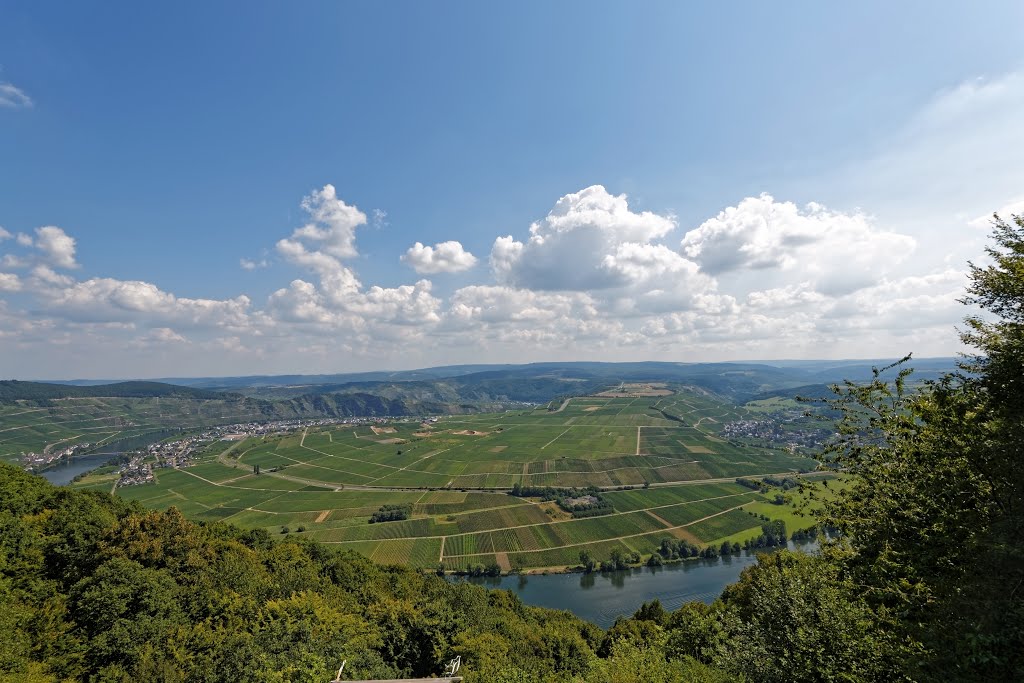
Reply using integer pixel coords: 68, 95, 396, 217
609, 549, 626, 570
817, 213, 1024, 679
578, 550, 596, 573
715, 552, 908, 681
633, 599, 667, 626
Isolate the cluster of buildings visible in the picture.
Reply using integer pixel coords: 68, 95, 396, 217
115, 416, 390, 487
25, 414, 451, 487
723, 416, 827, 452
116, 455, 153, 487
21, 442, 94, 471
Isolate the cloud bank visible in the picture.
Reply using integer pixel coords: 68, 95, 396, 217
7, 69, 1024, 378
0, 181, 976, 377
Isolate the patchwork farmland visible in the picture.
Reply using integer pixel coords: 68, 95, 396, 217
105, 388, 825, 570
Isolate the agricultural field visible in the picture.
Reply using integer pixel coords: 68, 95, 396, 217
103, 388, 828, 571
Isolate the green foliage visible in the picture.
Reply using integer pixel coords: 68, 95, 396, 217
717, 552, 911, 681
812, 213, 1024, 679
578, 550, 597, 573
632, 599, 668, 626
368, 503, 412, 524
0, 463, 620, 681
760, 475, 800, 490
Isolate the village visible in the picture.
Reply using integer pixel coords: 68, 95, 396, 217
21, 441, 96, 472
22, 414, 420, 489
116, 415, 417, 488
722, 415, 829, 453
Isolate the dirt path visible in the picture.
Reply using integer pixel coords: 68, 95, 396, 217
315, 510, 331, 523
178, 466, 340, 492
549, 397, 573, 413
43, 434, 83, 454
439, 536, 446, 562
1, 407, 48, 418
635, 426, 642, 455
97, 429, 128, 446
299, 442, 404, 472
215, 439, 249, 467
363, 448, 452, 485
541, 426, 574, 449
645, 509, 674, 528
265, 446, 380, 482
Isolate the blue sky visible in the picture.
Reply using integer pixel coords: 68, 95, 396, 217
2, 2, 1024, 378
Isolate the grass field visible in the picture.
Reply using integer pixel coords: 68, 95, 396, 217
95, 389, 826, 570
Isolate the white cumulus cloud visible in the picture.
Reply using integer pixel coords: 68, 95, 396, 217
240, 257, 268, 270
490, 185, 677, 291
279, 184, 367, 260
34, 226, 79, 269
40, 277, 253, 329
134, 327, 191, 346
968, 197, 1024, 230
267, 187, 444, 330
402, 240, 478, 274
0, 272, 21, 292
0, 82, 32, 109
681, 194, 915, 295
448, 285, 597, 326
30, 265, 74, 288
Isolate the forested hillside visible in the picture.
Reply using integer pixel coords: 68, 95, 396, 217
0, 380, 226, 404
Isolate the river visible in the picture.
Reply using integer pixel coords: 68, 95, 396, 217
34, 430, 177, 485
450, 541, 813, 628
35, 453, 118, 485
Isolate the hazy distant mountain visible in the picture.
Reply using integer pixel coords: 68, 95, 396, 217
0, 380, 224, 404
40, 358, 958, 406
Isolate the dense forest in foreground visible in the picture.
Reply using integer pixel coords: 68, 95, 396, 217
2, 215, 1022, 682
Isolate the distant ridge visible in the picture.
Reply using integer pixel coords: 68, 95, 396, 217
0, 380, 225, 404
40, 358, 960, 404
